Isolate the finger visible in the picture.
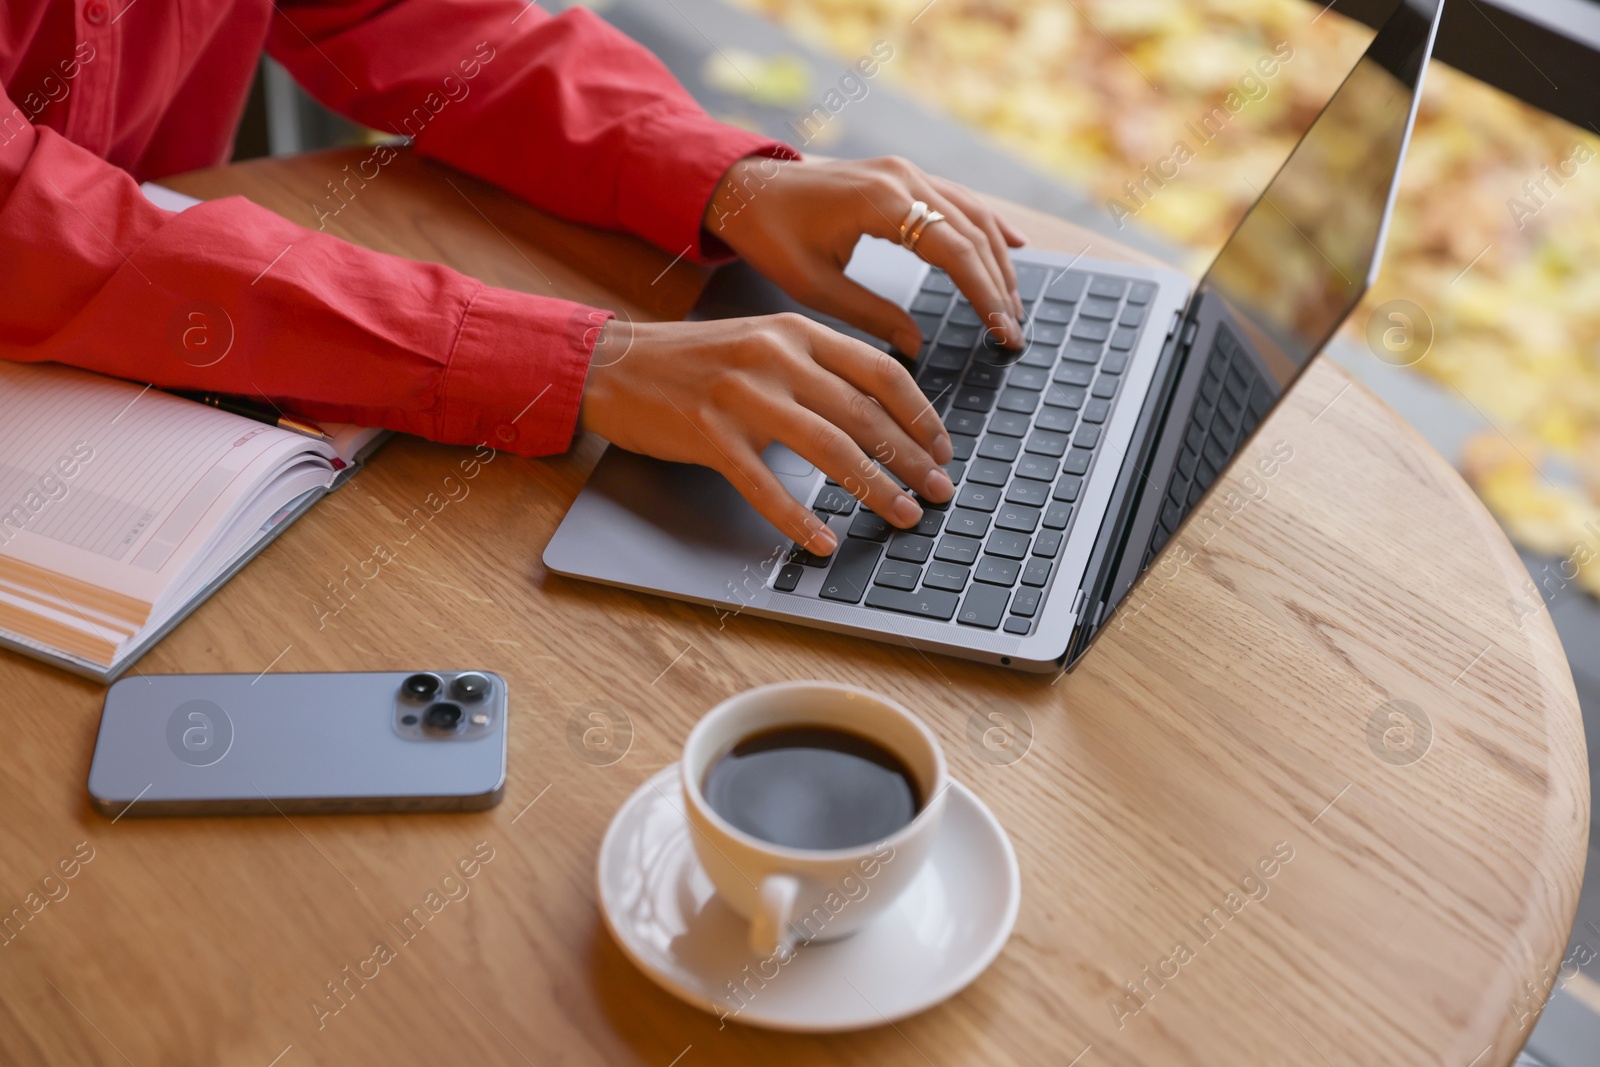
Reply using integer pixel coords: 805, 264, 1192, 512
997, 213, 1028, 247
718, 438, 840, 556
795, 367, 952, 504
931, 177, 1021, 316
853, 185, 1020, 349
772, 401, 926, 529
913, 209, 1023, 349
793, 264, 924, 359
803, 325, 953, 470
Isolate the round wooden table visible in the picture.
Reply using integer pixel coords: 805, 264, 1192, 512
0, 149, 1586, 1066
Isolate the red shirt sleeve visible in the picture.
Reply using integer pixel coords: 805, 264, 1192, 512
0, 92, 598, 456
266, 1, 800, 263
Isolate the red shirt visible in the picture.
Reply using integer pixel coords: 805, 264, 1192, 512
0, 0, 793, 454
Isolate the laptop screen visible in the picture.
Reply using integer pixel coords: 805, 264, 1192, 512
1195, 0, 1443, 387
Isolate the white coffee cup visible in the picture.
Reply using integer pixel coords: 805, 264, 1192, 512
680, 680, 948, 957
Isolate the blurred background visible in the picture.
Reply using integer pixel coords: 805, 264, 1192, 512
239, 0, 1600, 1058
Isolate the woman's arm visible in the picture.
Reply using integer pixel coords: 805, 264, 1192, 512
267, 1, 794, 263
0, 83, 597, 456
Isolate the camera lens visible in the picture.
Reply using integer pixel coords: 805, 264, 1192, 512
450, 673, 491, 702
423, 702, 463, 730
401, 673, 441, 701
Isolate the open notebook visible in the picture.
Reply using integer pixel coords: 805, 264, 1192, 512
0, 184, 386, 681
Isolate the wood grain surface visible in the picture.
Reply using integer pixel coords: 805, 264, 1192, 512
0, 148, 1585, 1067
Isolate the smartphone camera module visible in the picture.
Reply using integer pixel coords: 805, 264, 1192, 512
395, 671, 501, 742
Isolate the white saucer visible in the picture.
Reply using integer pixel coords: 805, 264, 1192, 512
596, 764, 1020, 1032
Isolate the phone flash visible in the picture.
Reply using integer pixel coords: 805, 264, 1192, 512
470, 713, 489, 726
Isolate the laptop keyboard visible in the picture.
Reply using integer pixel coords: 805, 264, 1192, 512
772, 263, 1155, 636
1146, 324, 1274, 559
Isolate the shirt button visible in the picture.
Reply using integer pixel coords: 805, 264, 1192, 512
493, 422, 518, 446
85, 1, 109, 24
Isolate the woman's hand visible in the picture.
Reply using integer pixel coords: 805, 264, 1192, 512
705, 155, 1029, 356
577, 315, 955, 556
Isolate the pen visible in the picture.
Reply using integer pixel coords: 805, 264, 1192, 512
165, 389, 332, 442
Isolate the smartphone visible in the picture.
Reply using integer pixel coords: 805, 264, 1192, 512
88, 670, 507, 817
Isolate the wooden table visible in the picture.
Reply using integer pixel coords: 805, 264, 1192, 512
0, 148, 1587, 1067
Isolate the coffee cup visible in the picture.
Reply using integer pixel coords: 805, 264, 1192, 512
680, 680, 948, 957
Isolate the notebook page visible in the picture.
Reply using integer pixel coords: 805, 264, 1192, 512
0, 362, 336, 624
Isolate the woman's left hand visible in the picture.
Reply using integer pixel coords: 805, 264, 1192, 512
704, 155, 1029, 358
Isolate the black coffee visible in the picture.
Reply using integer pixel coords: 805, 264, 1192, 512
702, 725, 921, 850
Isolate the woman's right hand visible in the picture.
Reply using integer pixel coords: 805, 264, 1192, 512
577, 314, 955, 557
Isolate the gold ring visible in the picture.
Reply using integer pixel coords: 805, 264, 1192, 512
905, 209, 946, 252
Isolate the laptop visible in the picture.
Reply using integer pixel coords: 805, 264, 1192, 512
545, 0, 1444, 673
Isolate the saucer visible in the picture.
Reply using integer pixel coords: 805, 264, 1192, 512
596, 764, 1020, 1032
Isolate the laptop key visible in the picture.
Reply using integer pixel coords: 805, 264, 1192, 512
913, 510, 945, 538
1054, 474, 1083, 502
964, 363, 1006, 389
967, 458, 1012, 486
813, 485, 856, 514
1044, 270, 1088, 302
1036, 299, 1074, 324
1030, 405, 1072, 434
1007, 365, 1048, 391
948, 302, 982, 326
1073, 425, 1101, 450
1022, 558, 1052, 587
944, 509, 991, 538
818, 540, 880, 603
1003, 616, 1032, 635
1029, 322, 1067, 347
1127, 281, 1155, 304
1088, 276, 1128, 299
1014, 263, 1050, 302
986, 530, 1030, 560
945, 409, 986, 437
988, 412, 1030, 438
937, 324, 980, 350
975, 556, 1022, 586
1018, 343, 1058, 369
1043, 385, 1086, 409
949, 433, 976, 461
1014, 454, 1058, 481
1100, 351, 1129, 374
774, 563, 804, 592
1092, 374, 1119, 399
957, 583, 1010, 628
926, 344, 970, 373
911, 291, 952, 316
977, 435, 1021, 462
789, 544, 833, 568
1054, 362, 1094, 387
1079, 296, 1119, 320
953, 386, 997, 413
865, 585, 959, 621
1064, 447, 1093, 475
1010, 586, 1042, 617
1025, 429, 1070, 457
1033, 529, 1064, 557
1004, 480, 1049, 509
1081, 399, 1110, 425
956, 483, 1001, 512
996, 501, 1042, 531
848, 511, 892, 542
1061, 340, 1103, 364
1043, 502, 1072, 530
1119, 303, 1148, 327
1110, 326, 1139, 350
912, 312, 943, 340
875, 558, 922, 591
943, 460, 967, 484
997, 388, 1039, 414
924, 561, 970, 592
935, 532, 982, 564
886, 533, 934, 563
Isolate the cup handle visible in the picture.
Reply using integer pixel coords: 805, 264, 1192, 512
749, 873, 800, 957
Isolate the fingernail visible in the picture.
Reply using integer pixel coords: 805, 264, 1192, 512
932, 434, 953, 465
892, 495, 923, 527
924, 468, 953, 500
811, 527, 838, 554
